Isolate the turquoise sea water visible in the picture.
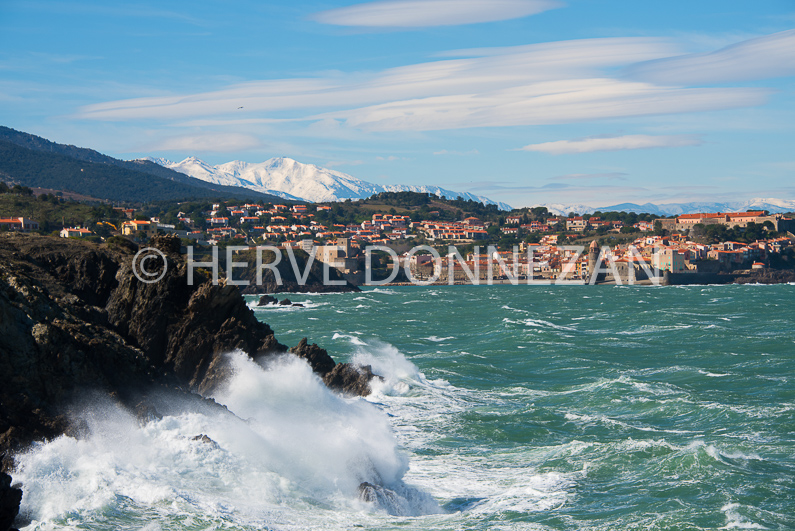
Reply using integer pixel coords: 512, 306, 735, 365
14, 284, 795, 530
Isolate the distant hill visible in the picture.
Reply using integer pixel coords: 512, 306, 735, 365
0, 126, 284, 203
152, 156, 513, 210
536, 199, 795, 216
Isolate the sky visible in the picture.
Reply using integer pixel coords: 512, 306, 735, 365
1, 0, 794, 208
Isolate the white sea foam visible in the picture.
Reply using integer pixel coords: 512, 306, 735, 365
332, 332, 367, 346
247, 298, 327, 311
364, 288, 398, 295
351, 339, 424, 395
698, 369, 730, 377
14, 351, 442, 529
720, 503, 768, 529
423, 336, 455, 342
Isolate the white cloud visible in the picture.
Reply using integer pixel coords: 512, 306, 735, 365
325, 160, 364, 168
310, 0, 563, 28
332, 81, 767, 131
77, 37, 771, 132
521, 134, 703, 155
433, 149, 479, 155
79, 38, 675, 121
553, 172, 628, 180
146, 133, 261, 152
626, 29, 795, 85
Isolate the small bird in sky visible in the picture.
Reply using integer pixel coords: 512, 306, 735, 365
237, 106, 244, 109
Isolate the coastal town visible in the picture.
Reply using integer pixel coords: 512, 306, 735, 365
2, 185, 793, 286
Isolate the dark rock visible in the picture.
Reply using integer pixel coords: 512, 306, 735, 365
291, 303, 304, 307
149, 234, 181, 255
0, 469, 22, 531
1, 233, 288, 456
191, 434, 220, 449
278, 298, 292, 305
358, 481, 379, 503
0, 232, 378, 464
134, 402, 162, 423
356, 481, 406, 516
289, 338, 336, 376
233, 248, 360, 294
734, 268, 795, 285
257, 295, 278, 306
323, 363, 379, 397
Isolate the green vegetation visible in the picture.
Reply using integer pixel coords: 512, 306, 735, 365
689, 222, 779, 244
320, 192, 503, 224
0, 191, 119, 231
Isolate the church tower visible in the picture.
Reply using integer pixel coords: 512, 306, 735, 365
587, 240, 599, 283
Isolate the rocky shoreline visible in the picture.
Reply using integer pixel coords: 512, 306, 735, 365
0, 233, 375, 530
732, 268, 795, 284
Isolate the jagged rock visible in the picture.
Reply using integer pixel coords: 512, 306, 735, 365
357, 481, 407, 516
134, 402, 162, 423
233, 248, 360, 294
0, 469, 22, 531
0, 232, 379, 516
191, 434, 220, 449
0, 234, 371, 456
278, 298, 292, 306
149, 234, 181, 255
257, 295, 278, 306
323, 364, 378, 396
289, 338, 336, 376
734, 269, 795, 284
358, 481, 379, 503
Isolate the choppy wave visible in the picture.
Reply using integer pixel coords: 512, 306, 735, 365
13, 284, 795, 530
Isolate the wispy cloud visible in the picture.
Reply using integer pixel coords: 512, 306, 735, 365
310, 0, 563, 28
77, 36, 772, 132
325, 160, 364, 168
522, 134, 702, 154
553, 172, 628, 180
145, 133, 261, 152
626, 29, 795, 85
333, 82, 766, 131
19, 1, 208, 26
433, 149, 479, 155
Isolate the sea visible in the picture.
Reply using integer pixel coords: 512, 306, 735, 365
12, 284, 795, 530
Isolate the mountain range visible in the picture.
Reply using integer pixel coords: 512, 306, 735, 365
538, 199, 795, 216
147, 156, 514, 210
1, 125, 792, 215
0, 126, 284, 203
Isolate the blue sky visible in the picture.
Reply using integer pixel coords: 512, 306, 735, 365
1, 0, 794, 208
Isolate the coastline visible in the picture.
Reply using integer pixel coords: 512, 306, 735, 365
0, 233, 376, 530
367, 268, 795, 287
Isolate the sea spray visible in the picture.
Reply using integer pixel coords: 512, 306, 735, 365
14, 350, 441, 529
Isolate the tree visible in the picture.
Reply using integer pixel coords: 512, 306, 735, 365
690, 223, 706, 240
525, 232, 541, 244
530, 206, 548, 220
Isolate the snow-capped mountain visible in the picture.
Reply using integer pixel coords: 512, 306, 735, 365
145, 156, 512, 210
537, 198, 795, 216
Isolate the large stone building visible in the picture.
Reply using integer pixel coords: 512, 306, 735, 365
314, 238, 358, 273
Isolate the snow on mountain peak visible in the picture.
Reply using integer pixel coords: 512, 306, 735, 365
149, 156, 512, 209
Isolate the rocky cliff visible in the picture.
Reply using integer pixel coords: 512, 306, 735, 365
0, 233, 375, 530
232, 247, 360, 294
